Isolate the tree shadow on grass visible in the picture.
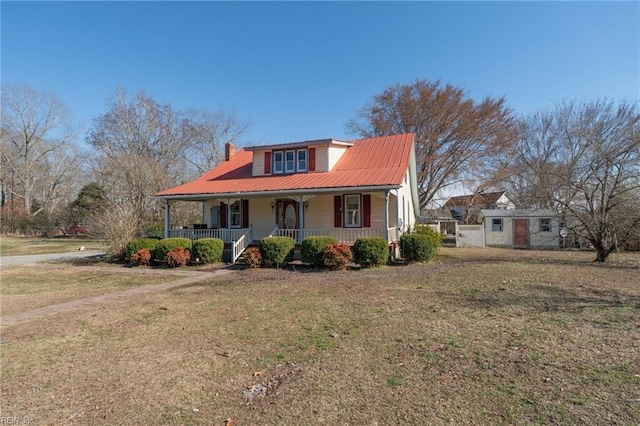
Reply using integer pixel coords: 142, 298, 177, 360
436, 283, 640, 316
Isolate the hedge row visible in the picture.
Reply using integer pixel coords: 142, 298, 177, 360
125, 237, 224, 266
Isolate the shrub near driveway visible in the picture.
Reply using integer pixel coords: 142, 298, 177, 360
125, 238, 159, 262
193, 238, 224, 263
152, 238, 193, 263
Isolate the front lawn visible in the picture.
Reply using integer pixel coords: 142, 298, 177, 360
1, 248, 638, 424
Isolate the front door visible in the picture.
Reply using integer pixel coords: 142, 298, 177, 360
277, 200, 299, 240
513, 219, 529, 247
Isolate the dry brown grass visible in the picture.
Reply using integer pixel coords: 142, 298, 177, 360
0, 265, 183, 316
0, 237, 106, 256
1, 247, 638, 425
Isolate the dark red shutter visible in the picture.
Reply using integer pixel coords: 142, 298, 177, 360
220, 202, 227, 228
264, 152, 271, 174
308, 148, 316, 172
363, 194, 371, 228
242, 199, 249, 228
334, 195, 342, 227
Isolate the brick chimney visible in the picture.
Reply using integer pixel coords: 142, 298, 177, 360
225, 143, 236, 161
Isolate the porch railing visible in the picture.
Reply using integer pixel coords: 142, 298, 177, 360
168, 227, 250, 242
232, 228, 253, 263
272, 227, 399, 244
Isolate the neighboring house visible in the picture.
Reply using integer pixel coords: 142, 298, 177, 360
480, 209, 560, 249
420, 207, 457, 235
444, 191, 515, 223
155, 133, 421, 261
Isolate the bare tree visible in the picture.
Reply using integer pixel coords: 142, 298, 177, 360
505, 100, 640, 262
87, 87, 250, 248
183, 108, 251, 175
346, 79, 516, 209
0, 83, 80, 217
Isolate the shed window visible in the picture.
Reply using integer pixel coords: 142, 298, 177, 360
539, 218, 552, 232
492, 218, 503, 232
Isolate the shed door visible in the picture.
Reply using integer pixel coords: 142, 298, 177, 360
513, 219, 529, 246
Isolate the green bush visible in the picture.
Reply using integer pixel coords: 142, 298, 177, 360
125, 238, 160, 262
301, 236, 339, 267
153, 237, 193, 262
323, 244, 352, 271
353, 237, 389, 268
413, 224, 444, 249
259, 236, 295, 268
400, 233, 438, 262
192, 238, 224, 264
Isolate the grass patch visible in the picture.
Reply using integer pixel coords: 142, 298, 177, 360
0, 265, 180, 316
0, 237, 106, 256
0, 248, 638, 424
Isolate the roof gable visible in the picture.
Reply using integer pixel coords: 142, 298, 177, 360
444, 191, 507, 207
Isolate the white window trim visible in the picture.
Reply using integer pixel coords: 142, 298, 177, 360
539, 218, 552, 233
273, 151, 283, 174
344, 194, 361, 228
491, 218, 503, 232
230, 200, 242, 228
285, 150, 295, 173
297, 149, 307, 172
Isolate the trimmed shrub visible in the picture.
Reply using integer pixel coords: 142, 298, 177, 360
125, 238, 159, 262
323, 244, 352, 271
153, 238, 193, 263
413, 224, 444, 249
193, 238, 224, 264
166, 247, 190, 268
301, 236, 339, 267
353, 237, 389, 268
399, 233, 438, 262
244, 247, 262, 268
131, 248, 151, 266
259, 236, 295, 268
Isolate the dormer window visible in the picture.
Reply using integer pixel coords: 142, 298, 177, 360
273, 151, 284, 174
285, 150, 295, 173
297, 149, 307, 172
271, 149, 308, 174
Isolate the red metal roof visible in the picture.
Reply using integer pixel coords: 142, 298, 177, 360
155, 133, 415, 197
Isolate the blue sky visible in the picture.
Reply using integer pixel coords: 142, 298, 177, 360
2, 1, 638, 147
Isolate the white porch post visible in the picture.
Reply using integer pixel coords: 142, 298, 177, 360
384, 190, 390, 242
227, 198, 231, 242
164, 201, 170, 238
299, 195, 304, 243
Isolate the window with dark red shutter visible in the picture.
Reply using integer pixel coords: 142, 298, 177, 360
308, 148, 316, 172
264, 152, 271, 174
363, 194, 371, 228
333, 195, 342, 228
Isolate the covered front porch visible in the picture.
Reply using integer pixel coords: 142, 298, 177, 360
161, 189, 412, 262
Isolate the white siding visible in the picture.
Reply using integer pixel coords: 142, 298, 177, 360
252, 150, 267, 176
304, 194, 335, 229
327, 144, 348, 171
312, 145, 328, 172
484, 216, 514, 246
484, 216, 560, 248
250, 198, 276, 240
